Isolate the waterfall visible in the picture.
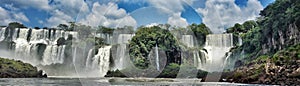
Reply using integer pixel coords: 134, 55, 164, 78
85, 49, 94, 68
85, 46, 112, 77
97, 33, 113, 44
112, 44, 128, 70
238, 35, 243, 46
30, 29, 48, 44
14, 28, 31, 63
0, 27, 92, 76
0, 27, 6, 41
181, 35, 194, 48
110, 34, 135, 70
193, 50, 202, 69
11, 28, 19, 41
201, 33, 234, 72
96, 46, 111, 77
117, 34, 135, 44
42, 45, 65, 65
155, 44, 160, 71
180, 35, 205, 69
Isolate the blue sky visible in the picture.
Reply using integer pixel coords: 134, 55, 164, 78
0, 0, 275, 32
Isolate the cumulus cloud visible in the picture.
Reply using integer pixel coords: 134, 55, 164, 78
197, 0, 263, 33
167, 13, 188, 27
79, 2, 137, 28
0, 7, 29, 26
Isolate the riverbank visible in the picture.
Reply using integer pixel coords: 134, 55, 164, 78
0, 57, 47, 78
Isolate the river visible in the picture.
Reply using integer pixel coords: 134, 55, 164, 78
0, 77, 261, 86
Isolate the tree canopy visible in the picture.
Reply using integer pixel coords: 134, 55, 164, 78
188, 23, 212, 46
228, 0, 300, 61
129, 26, 181, 69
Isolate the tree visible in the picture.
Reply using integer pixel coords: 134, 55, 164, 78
7, 22, 26, 29
42, 27, 48, 29
57, 24, 68, 30
67, 22, 76, 31
242, 20, 258, 32
188, 23, 212, 46
34, 27, 40, 29
97, 26, 114, 34
75, 24, 92, 39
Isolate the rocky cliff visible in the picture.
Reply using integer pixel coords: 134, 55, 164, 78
225, 0, 300, 85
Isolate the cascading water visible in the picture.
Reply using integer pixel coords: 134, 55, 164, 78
201, 33, 234, 72
0, 27, 6, 41
85, 46, 112, 77
30, 29, 48, 44
155, 44, 160, 71
181, 35, 194, 48
116, 34, 135, 44
0, 27, 86, 76
85, 49, 94, 68
180, 35, 204, 69
42, 45, 65, 65
111, 34, 135, 70
97, 33, 113, 44
96, 46, 111, 76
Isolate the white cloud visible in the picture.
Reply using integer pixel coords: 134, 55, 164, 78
145, 23, 159, 27
0, 0, 51, 11
42, 0, 90, 27
0, 7, 29, 26
45, 10, 74, 27
79, 2, 137, 28
4, 4, 19, 11
50, 0, 90, 18
196, 0, 263, 33
167, 12, 188, 27
148, 0, 194, 14
147, 0, 191, 27
13, 12, 29, 22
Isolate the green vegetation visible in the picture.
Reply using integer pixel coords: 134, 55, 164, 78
158, 63, 208, 78
228, 0, 300, 62
188, 23, 212, 46
106, 63, 208, 78
158, 63, 180, 78
272, 43, 300, 63
7, 22, 27, 29
129, 26, 181, 69
0, 57, 45, 78
97, 26, 114, 34
226, 1, 300, 84
226, 20, 258, 34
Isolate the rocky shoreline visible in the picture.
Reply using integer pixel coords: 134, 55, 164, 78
0, 57, 47, 78
224, 44, 300, 85
223, 60, 300, 85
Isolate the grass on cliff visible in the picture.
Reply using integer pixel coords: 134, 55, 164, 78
0, 57, 42, 78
